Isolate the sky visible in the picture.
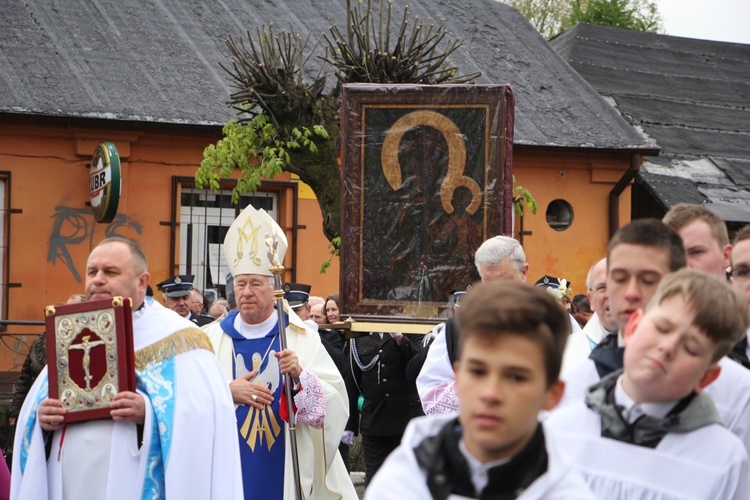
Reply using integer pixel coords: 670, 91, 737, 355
657, 0, 750, 45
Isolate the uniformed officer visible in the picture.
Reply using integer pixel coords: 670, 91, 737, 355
283, 282, 313, 322
156, 274, 213, 327
350, 329, 420, 484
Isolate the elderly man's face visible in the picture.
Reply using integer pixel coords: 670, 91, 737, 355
478, 259, 528, 283
85, 241, 148, 308
234, 274, 275, 325
588, 259, 617, 332
165, 294, 191, 317
189, 290, 204, 315
309, 303, 326, 325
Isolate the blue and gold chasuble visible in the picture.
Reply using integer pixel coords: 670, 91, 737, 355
221, 312, 285, 499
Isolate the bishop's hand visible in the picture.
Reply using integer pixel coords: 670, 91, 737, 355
275, 349, 301, 384
230, 369, 274, 409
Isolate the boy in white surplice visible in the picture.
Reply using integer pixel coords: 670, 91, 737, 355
367, 280, 594, 499
547, 269, 750, 499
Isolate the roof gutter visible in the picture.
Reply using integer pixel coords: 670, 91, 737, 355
609, 154, 641, 238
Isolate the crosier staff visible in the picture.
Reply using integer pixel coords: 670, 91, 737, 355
266, 233, 302, 500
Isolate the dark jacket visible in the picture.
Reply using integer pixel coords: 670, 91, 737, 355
189, 311, 214, 327
350, 333, 420, 436
319, 329, 359, 433
9, 333, 47, 418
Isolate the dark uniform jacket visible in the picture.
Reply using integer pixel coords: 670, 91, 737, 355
319, 328, 359, 433
189, 311, 214, 327
350, 333, 420, 437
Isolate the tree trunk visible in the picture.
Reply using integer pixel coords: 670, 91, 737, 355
285, 135, 341, 243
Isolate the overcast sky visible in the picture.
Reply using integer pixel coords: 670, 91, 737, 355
657, 0, 750, 44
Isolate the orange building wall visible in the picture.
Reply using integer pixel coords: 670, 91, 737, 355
0, 117, 330, 371
513, 149, 633, 296
0, 115, 638, 372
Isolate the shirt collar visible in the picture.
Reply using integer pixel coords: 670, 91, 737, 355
615, 375, 679, 423
458, 438, 510, 493
232, 311, 277, 339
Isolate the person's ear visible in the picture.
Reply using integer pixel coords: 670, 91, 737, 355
722, 244, 732, 270
695, 364, 721, 393
520, 263, 529, 283
622, 309, 643, 347
138, 272, 150, 293
542, 379, 565, 411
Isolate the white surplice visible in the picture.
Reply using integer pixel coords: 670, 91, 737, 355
546, 398, 749, 499
561, 312, 609, 375
11, 298, 243, 500
366, 414, 595, 500
558, 355, 750, 454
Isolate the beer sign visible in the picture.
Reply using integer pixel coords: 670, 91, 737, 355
90, 142, 122, 223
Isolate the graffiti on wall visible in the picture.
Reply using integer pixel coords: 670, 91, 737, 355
47, 206, 143, 282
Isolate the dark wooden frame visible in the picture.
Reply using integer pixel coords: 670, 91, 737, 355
46, 297, 135, 423
340, 84, 515, 320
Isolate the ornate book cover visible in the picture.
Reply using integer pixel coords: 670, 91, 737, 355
44, 296, 135, 423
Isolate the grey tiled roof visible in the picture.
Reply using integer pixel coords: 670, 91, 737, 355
0, 0, 652, 151
552, 23, 750, 224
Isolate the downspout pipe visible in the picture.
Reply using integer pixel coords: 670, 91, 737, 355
609, 154, 641, 238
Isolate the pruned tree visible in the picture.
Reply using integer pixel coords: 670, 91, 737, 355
196, 0, 480, 244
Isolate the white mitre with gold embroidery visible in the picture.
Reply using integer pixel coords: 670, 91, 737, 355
223, 204, 288, 277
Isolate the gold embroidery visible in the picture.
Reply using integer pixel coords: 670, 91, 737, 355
233, 217, 262, 267
242, 404, 282, 452
135, 328, 213, 371
289, 321, 306, 334
381, 110, 482, 215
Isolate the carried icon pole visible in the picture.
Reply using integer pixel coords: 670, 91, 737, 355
265, 234, 303, 500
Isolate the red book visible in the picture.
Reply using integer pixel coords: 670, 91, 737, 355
44, 297, 136, 423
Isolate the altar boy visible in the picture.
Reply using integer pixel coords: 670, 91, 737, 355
546, 269, 750, 499
366, 281, 594, 499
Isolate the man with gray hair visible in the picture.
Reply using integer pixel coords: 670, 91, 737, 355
203, 205, 355, 499
473, 235, 529, 282
561, 258, 617, 374
416, 235, 529, 415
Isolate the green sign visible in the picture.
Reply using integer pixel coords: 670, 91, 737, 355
90, 142, 121, 223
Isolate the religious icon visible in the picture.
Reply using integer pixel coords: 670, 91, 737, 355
340, 84, 514, 320
68, 335, 106, 391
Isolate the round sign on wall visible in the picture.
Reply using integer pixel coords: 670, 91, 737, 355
90, 142, 121, 223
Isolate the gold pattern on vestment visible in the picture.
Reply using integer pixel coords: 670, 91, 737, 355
241, 404, 282, 452
135, 327, 213, 371
232, 217, 262, 267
